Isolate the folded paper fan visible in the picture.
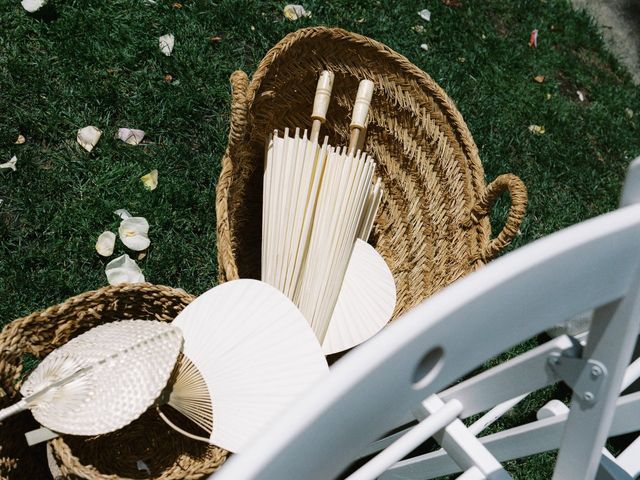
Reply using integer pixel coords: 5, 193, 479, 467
161, 279, 329, 453
322, 239, 396, 355
0, 320, 182, 436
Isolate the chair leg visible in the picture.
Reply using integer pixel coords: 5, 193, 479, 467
553, 294, 640, 480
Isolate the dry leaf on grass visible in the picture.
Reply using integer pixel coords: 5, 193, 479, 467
140, 169, 158, 191
528, 124, 545, 135
15, 134, 26, 145
533, 75, 545, 83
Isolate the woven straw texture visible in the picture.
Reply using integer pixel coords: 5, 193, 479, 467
0, 284, 228, 480
216, 27, 527, 319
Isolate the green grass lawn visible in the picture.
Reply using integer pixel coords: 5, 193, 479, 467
1, 0, 639, 478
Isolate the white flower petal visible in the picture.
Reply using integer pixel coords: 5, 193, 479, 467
140, 169, 158, 191
283, 4, 310, 20
114, 209, 132, 220
15, 134, 26, 145
77, 126, 102, 152
96, 231, 116, 257
105, 254, 145, 285
119, 217, 150, 251
21, 0, 46, 12
0, 156, 17, 172
159, 34, 175, 56
418, 9, 431, 21
116, 128, 145, 145
420, 43, 429, 52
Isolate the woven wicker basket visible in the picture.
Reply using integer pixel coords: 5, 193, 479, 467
0, 284, 228, 480
216, 27, 528, 319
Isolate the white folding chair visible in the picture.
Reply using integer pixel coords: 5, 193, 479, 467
213, 157, 640, 480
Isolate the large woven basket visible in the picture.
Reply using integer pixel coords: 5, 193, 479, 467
216, 27, 528, 319
0, 284, 228, 479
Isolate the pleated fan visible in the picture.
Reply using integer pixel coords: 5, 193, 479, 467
321, 239, 396, 355
158, 279, 329, 453
0, 320, 182, 436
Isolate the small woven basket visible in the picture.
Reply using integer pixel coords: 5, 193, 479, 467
0, 284, 228, 480
216, 27, 528, 319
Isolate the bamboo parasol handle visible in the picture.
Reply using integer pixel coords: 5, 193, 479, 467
348, 79, 374, 155
310, 71, 335, 143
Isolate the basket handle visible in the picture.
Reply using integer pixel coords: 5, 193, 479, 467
216, 71, 250, 283
227, 70, 250, 159
471, 174, 528, 261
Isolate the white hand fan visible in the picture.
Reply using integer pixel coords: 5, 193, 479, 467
158, 279, 329, 453
0, 320, 182, 436
322, 239, 396, 355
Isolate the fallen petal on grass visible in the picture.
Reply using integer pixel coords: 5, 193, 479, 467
96, 231, 116, 257
21, 0, 46, 12
283, 4, 310, 20
528, 124, 546, 135
114, 209, 132, 220
0, 156, 17, 172
159, 34, 175, 56
418, 9, 431, 21
140, 169, 158, 191
15, 134, 26, 145
116, 128, 145, 145
533, 75, 545, 83
105, 254, 145, 285
529, 29, 539, 48
119, 217, 150, 251
413, 24, 425, 33
576, 90, 585, 102
626, 108, 634, 119
420, 43, 429, 52
77, 126, 102, 152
